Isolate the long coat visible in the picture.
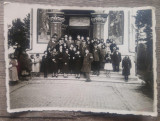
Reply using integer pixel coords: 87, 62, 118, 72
122, 57, 132, 76
74, 54, 83, 73
100, 48, 107, 63
57, 51, 64, 70
9, 59, 19, 81
93, 48, 100, 61
81, 53, 93, 73
62, 53, 70, 73
51, 52, 58, 73
19, 53, 32, 73
111, 52, 121, 65
47, 41, 57, 51
69, 50, 76, 70
41, 55, 49, 73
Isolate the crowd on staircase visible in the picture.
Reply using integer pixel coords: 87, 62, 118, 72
8, 34, 132, 85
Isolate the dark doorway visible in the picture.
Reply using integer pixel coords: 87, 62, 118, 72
68, 27, 90, 40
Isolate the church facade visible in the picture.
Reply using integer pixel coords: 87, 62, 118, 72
28, 7, 136, 76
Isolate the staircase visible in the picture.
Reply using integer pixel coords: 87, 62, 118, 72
32, 71, 143, 84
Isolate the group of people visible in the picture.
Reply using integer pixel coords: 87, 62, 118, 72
8, 34, 132, 85
40, 34, 132, 81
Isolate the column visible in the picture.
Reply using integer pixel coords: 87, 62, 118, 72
91, 14, 108, 39
48, 12, 65, 39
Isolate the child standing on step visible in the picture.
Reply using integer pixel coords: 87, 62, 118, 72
104, 50, 112, 77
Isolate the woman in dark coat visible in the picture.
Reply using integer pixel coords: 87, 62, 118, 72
19, 51, 32, 80
74, 50, 83, 79
41, 51, 49, 78
51, 48, 58, 77
122, 56, 132, 81
62, 49, 70, 78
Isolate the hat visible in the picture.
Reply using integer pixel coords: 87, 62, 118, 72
53, 33, 58, 37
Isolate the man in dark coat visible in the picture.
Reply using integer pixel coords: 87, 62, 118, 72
41, 51, 49, 78
57, 47, 64, 73
112, 48, 121, 72
75, 35, 82, 50
67, 36, 75, 48
110, 40, 117, 53
74, 50, 83, 78
100, 44, 106, 69
81, 49, 93, 82
69, 46, 76, 74
62, 49, 70, 78
122, 56, 132, 81
51, 48, 58, 77
92, 43, 101, 75
81, 40, 89, 57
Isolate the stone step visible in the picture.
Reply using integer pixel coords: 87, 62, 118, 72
32, 73, 141, 84
31, 77, 142, 84
37, 73, 137, 80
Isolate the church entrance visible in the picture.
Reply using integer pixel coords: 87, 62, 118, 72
68, 26, 91, 40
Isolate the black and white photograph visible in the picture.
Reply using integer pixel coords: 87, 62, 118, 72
4, 2, 157, 116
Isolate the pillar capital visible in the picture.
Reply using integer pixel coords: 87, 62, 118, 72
47, 11, 65, 23
47, 10, 65, 39
49, 15, 65, 23
91, 13, 108, 39
91, 14, 107, 24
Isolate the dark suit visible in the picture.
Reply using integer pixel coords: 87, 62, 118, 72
92, 48, 100, 74
112, 51, 121, 72
122, 57, 132, 80
41, 55, 49, 77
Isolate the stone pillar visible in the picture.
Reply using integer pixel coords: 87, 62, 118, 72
91, 14, 108, 39
48, 12, 65, 39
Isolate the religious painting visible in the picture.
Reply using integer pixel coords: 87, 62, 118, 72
108, 11, 124, 45
37, 9, 50, 43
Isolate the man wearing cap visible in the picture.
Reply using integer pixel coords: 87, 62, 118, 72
81, 49, 93, 82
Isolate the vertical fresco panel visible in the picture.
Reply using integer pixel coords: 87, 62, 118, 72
108, 11, 124, 45
37, 9, 50, 43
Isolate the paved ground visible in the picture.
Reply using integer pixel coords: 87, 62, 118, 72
9, 72, 153, 113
